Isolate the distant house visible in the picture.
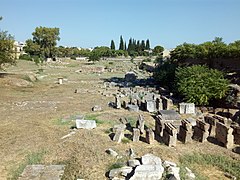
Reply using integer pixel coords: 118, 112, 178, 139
13, 41, 26, 59
162, 49, 172, 59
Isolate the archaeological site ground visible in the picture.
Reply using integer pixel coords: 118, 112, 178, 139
0, 59, 239, 180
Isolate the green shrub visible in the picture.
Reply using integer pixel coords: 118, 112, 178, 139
175, 65, 229, 105
19, 54, 32, 61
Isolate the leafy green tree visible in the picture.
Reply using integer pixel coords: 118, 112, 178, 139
228, 40, 240, 58
153, 45, 164, 55
175, 65, 229, 105
24, 39, 41, 56
110, 40, 115, 50
153, 60, 177, 89
0, 17, 15, 69
25, 26, 60, 59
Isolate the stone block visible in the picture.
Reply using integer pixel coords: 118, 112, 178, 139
136, 114, 145, 133
76, 119, 96, 129
145, 100, 156, 112
164, 123, 177, 136
196, 120, 210, 131
113, 124, 126, 133
179, 103, 195, 114
109, 166, 133, 179
127, 104, 139, 112
161, 96, 173, 110
128, 159, 141, 167
156, 98, 163, 111
232, 126, 240, 145
162, 123, 177, 147
179, 126, 193, 143
193, 126, 209, 142
113, 129, 124, 143
132, 128, 140, 142
146, 128, 155, 144
216, 122, 234, 149
141, 154, 162, 165
19, 165, 65, 180
115, 96, 121, 109
129, 165, 164, 180
181, 119, 192, 131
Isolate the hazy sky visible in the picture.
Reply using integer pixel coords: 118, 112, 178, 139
1, 0, 240, 49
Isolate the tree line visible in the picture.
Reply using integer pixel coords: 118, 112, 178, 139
170, 37, 240, 64
23, 29, 162, 62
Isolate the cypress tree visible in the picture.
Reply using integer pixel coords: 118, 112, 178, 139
127, 38, 133, 51
119, 35, 124, 50
146, 39, 150, 50
124, 42, 127, 51
141, 40, 146, 51
110, 40, 115, 50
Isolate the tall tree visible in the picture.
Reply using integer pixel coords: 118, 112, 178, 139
110, 40, 115, 50
124, 42, 127, 51
119, 35, 124, 50
0, 17, 15, 69
31, 26, 60, 58
141, 40, 146, 51
146, 39, 150, 50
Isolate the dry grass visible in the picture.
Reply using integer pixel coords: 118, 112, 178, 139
0, 59, 239, 179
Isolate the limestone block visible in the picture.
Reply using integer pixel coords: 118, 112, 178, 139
76, 119, 96, 129
141, 154, 162, 165
146, 128, 155, 144
132, 128, 140, 142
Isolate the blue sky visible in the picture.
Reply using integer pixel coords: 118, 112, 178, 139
1, 0, 240, 49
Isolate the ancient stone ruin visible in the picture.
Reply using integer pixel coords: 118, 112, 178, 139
162, 123, 177, 147
19, 165, 65, 180
193, 120, 210, 142
107, 153, 195, 180
179, 102, 195, 114
178, 119, 193, 143
215, 122, 234, 149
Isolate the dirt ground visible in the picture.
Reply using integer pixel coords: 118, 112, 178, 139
0, 59, 239, 180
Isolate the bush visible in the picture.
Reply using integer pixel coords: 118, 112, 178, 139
175, 65, 229, 105
19, 54, 32, 61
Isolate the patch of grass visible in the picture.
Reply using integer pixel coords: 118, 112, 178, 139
85, 114, 100, 121
85, 114, 105, 125
53, 118, 74, 126
122, 137, 130, 144
104, 128, 112, 134
179, 153, 240, 179
127, 116, 136, 127
107, 158, 126, 171
85, 114, 117, 126
9, 149, 47, 180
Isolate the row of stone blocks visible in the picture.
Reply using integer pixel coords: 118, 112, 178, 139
113, 114, 239, 149
115, 95, 173, 113
156, 115, 237, 149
